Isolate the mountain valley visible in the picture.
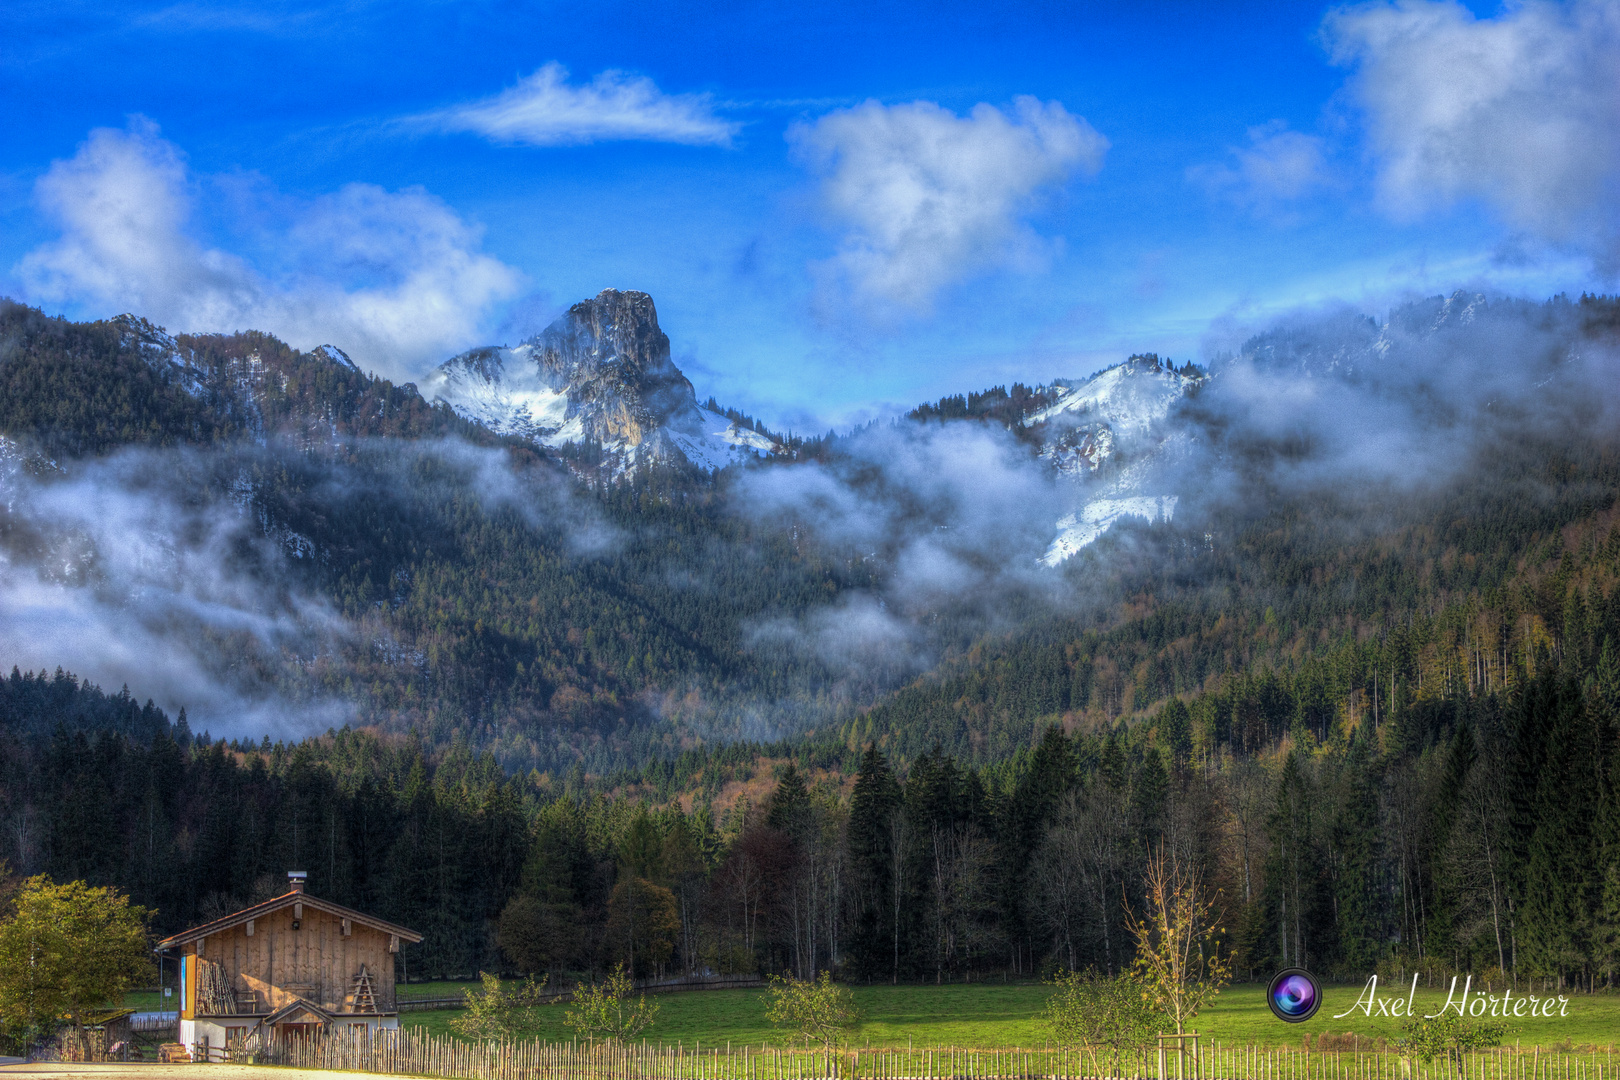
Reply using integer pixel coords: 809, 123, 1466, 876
4, 288, 1620, 989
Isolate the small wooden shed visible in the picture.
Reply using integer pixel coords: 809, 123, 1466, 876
154, 871, 422, 1057
65, 1008, 134, 1061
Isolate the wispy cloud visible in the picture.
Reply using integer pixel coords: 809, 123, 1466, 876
789, 96, 1107, 318
130, 2, 315, 34
1324, 0, 1620, 267
1188, 121, 1331, 216
15, 118, 521, 380
422, 62, 741, 147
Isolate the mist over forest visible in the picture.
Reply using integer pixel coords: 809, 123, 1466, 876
2, 288, 1619, 990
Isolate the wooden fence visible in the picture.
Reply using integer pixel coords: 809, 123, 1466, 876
263, 1027, 1619, 1080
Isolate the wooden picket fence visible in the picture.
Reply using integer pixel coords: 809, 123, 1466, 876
263, 1027, 1619, 1080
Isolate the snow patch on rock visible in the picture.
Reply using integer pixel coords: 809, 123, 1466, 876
1042, 496, 1179, 567
1030, 358, 1202, 564
666, 409, 782, 472
420, 344, 574, 443
315, 344, 359, 371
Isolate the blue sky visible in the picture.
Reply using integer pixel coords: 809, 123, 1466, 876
3, 0, 1616, 431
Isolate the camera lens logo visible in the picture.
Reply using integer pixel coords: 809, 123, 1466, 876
1267, 968, 1321, 1023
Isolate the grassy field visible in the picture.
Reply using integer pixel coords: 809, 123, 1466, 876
397, 981, 1620, 1052
119, 989, 172, 1011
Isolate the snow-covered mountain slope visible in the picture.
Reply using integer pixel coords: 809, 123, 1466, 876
1032, 290, 1501, 565
314, 344, 359, 370
423, 290, 782, 472
419, 344, 573, 444
1025, 355, 1201, 480
1028, 356, 1203, 563
1041, 496, 1180, 566
666, 410, 780, 471
1242, 289, 1487, 377
115, 314, 201, 389
1028, 355, 1199, 437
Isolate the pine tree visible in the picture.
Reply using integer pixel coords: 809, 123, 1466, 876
845, 746, 903, 979
1519, 676, 1600, 984
766, 765, 812, 835
1158, 699, 1193, 766
1328, 731, 1382, 974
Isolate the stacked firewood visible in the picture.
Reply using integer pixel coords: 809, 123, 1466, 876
194, 958, 237, 1015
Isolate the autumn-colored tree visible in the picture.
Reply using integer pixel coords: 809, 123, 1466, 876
604, 877, 680, 977
497, 896, 580, 974
1124, 848, 1230, 1035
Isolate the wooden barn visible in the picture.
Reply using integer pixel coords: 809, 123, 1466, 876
154, 871, 422, 1057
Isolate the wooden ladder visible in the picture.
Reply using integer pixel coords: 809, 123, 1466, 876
348, 965, 378, 1013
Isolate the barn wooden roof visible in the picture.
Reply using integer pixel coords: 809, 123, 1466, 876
263, 997, 334, 1027
154, 890, 423, 950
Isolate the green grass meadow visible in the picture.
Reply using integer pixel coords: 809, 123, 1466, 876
121, 987, 172, 1011
397, 982, 1620, 1052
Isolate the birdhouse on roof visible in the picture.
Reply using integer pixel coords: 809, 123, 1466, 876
154, 871, 422, 1055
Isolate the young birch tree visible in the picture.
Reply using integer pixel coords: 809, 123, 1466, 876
1044, 969, 1161, 1079
1124, 847, 1230, 1035
450, 972, 550, 1042
765, 971, 861, 1073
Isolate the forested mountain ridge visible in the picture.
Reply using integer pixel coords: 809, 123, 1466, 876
0, 291, 1617, 772
4, 545, 1617, 989
851, 439, 1620, 762
0, 296, 882, 766
0, 299, 494, 459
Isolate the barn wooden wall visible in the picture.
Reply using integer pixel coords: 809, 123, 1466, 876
186, 906, 396, 1013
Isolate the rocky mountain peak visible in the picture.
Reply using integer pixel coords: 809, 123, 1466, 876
527, 289, 701, 451
422, 289, 781, 473
534, 290, 673, 380
112, 313, 183, 366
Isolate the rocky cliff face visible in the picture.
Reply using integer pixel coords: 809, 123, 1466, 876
422, 289, 780, 471
532, 289, 692, 451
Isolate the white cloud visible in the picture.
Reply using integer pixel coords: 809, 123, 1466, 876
1324, 0, 1620, 252
789, 96, 1108, 315
736, 420, 1066, 612
0, 443, 355, 740
427, 62, 740, 147
17, 120, 522, 381
1189, 121, 1331, 213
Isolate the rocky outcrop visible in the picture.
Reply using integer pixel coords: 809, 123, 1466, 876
422, 289, 781, 472
532, 290, 697, 451
1025, 355, 1202, 477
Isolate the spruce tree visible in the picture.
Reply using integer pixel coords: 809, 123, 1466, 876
845, 746, 902, 979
